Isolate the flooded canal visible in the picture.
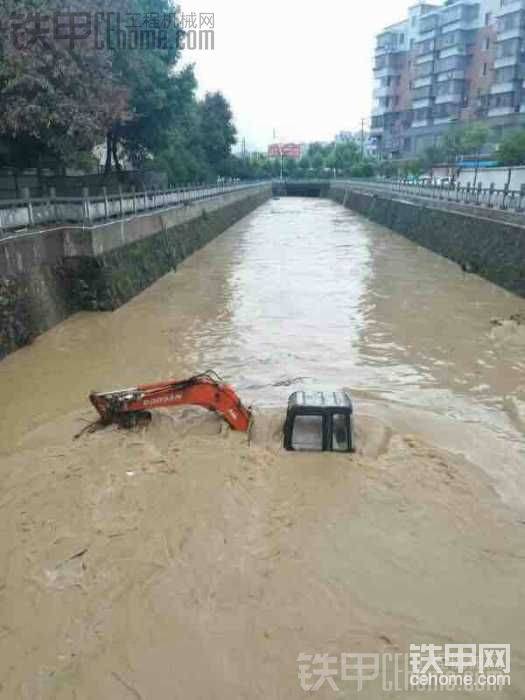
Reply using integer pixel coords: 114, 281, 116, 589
1, 197, 525, 697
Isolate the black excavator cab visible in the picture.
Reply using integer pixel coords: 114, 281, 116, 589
283, 390, 354, 452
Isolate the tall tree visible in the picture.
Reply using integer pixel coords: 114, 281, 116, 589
198, 92, 237, 173
0, 0, 129, 169
106, 0, 187, 172
497, 130, 525, 166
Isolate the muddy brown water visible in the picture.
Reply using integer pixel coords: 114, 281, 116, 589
1, 197, 525, 698
2, 197, 525, 504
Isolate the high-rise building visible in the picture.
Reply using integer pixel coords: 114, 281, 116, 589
371, 0, 525, 159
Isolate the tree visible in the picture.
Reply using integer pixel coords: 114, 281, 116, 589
441, 122, 489, 164
461, 123, 490, 156
332, 142, 360, 174
350, 161, 375, 178
198, 92, 237, 173
311, 153, 324, 171
421, 145, 446, 169
283, 157, 298, 177
106, 0, 188, 172
0, 0, 129, 170
461, 123, 490, 186
496, 129, 525, 166
441, 125, 465, 165
0, 0, 241, 184
401, 159, 424, 177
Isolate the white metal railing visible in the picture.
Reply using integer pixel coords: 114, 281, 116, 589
332, 178, 525, 214
0, 181, 270, 238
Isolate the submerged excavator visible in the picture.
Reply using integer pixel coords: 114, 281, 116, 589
88, 370, 354, 452
89, 371, 251, 432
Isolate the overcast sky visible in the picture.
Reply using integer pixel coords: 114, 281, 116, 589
180, 0, 415, 150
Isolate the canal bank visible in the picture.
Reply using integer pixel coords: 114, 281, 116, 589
0, 183, 271, 359
329, 183, 525, 298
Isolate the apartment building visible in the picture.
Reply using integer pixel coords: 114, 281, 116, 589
371, 0, 525, 159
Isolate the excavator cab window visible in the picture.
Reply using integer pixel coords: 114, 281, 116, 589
291, 414, 324, 451
332, 413, 351, 451
283, 391, 354, 452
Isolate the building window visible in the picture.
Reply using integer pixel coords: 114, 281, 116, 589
489, 91, 515, 108
485, 11, 492, 26
482, 62, 488, 76
495, 65, 516, 82
496, 37, 521, 58
485, 37, 490, 50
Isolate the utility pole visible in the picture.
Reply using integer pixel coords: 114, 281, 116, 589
360, 118, 365, 160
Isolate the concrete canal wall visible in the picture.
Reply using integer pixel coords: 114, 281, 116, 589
0, 184, 271, 359
330, 183, 525, 299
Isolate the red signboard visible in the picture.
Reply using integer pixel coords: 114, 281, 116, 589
268, 143, 302, 160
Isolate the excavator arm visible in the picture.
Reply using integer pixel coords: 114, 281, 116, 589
89, 371, 251, 432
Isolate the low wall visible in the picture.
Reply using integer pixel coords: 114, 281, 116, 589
330, 184, 525, 298
0, 184, 271, 359
432, 165, 525, 190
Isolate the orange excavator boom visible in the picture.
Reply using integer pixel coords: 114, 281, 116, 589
89, 371, 251, 432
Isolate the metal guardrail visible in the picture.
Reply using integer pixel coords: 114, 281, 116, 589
332, 178, 525, 215
0, 181, 270, 237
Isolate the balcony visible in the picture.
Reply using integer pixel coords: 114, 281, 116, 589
490, 80, 518, 93
494, 53, 520, 68
373, 57, 403, 76
496, 0, 525, 17
488, 105, 517, 115
439, 45, 468, 59
415, 63, 435, 78
375, 29, 406, 55
487, 91, 517, 116
375, 42, 399, 56
436, 70, 466, 81
434, 93, 463, 104
419, 14, 439, 33
435, 55, 466, 73
497, 26, 525, 41
373, 85, 398, 99
413, 75, 434, 88
412, 97, 434, 109
411, 85, 434, 100
416, 52, 435, 64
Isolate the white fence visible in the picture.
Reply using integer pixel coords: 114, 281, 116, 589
333, 178, 525, 215
0, 181, 268, 237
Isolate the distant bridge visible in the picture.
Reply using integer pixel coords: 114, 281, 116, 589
272, 180, 330, 198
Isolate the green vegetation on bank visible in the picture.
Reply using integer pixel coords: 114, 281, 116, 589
0, 0, 238, 184
394, 123, 525, 178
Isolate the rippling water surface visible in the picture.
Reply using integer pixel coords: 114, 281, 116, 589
2, 196, 525, 502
